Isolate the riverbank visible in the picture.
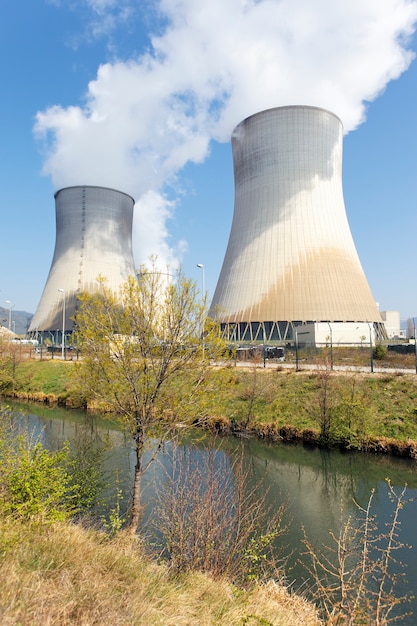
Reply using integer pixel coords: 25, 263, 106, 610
0, 516, 320, 626
3, 360, 417, 458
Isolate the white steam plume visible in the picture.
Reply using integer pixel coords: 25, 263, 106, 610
35, 0, 417, 271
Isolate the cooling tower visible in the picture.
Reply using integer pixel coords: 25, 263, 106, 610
29, 185, 136, 335
210, 106, 384, 342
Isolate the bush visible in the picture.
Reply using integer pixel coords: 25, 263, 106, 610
303, 480, 411, 624
373, 344, 387, 360
0, 436, 75, 522
149, 439, 288, 586
0, 408, 105, 523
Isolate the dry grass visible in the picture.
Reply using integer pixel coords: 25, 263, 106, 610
0, 518, 321, 626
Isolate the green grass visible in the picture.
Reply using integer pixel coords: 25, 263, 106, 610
202, 368, 417, 446
15, 360, 73, 395
7, 359, 417, 449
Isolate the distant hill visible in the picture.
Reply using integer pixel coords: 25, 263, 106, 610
0, 308, 34, 336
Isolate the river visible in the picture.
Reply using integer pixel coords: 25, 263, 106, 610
3, 400, 417, 623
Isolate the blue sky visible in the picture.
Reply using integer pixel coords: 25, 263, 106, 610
0, 0, 416, 322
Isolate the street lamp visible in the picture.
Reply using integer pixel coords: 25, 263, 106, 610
196, 264, 206, 357
327, 321, 333, 370
58, 289, 65, 360
196, 263, 205, 297
5, 300, 13, 331
295, 329, 299, 371
366, 321, 374, 373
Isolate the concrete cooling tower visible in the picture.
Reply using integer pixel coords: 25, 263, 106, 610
29, 185, 136, 336
209, 105, 385, 343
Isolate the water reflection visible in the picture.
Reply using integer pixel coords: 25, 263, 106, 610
3, 400, 417, 623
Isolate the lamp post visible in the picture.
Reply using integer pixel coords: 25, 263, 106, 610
196, 263, 205, 298
327, 321, 333, 370
58, 289, 65, 360
196, 264, 206, 357
295, 329, 299, 371
5, 300, 13, 331
366, 321, 374, 373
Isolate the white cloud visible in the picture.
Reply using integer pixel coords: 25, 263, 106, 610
134, 190, 187, 272
35, 0, 417, 270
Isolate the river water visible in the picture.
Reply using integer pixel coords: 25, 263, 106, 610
3, 400, 417, 623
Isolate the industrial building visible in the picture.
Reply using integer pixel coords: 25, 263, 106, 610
380, 310, 401, 339
209, 106, 386, 344
294, 322, 375, 347
29, 186, 136, 339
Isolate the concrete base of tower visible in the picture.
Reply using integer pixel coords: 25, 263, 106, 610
219, 320, 388, 345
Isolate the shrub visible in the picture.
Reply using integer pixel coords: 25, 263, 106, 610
149, 439, 288, 586
0, 436, 75, 522
0, 408, 105, 523
373, 344, 387, 360
303, 481, 411, 624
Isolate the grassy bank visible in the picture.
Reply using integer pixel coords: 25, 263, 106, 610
0, 517, 319, 626
4, 360, 417, 455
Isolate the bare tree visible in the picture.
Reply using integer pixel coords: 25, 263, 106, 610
0, 334, 22, 392
149, 438, 288, 586
303, 480, 411, 625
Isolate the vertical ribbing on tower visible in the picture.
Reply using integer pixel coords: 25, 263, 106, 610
29, 185, 136, 333
210, 106, 383, 341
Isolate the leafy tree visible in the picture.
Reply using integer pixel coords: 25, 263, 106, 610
74, 263, 227, 533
